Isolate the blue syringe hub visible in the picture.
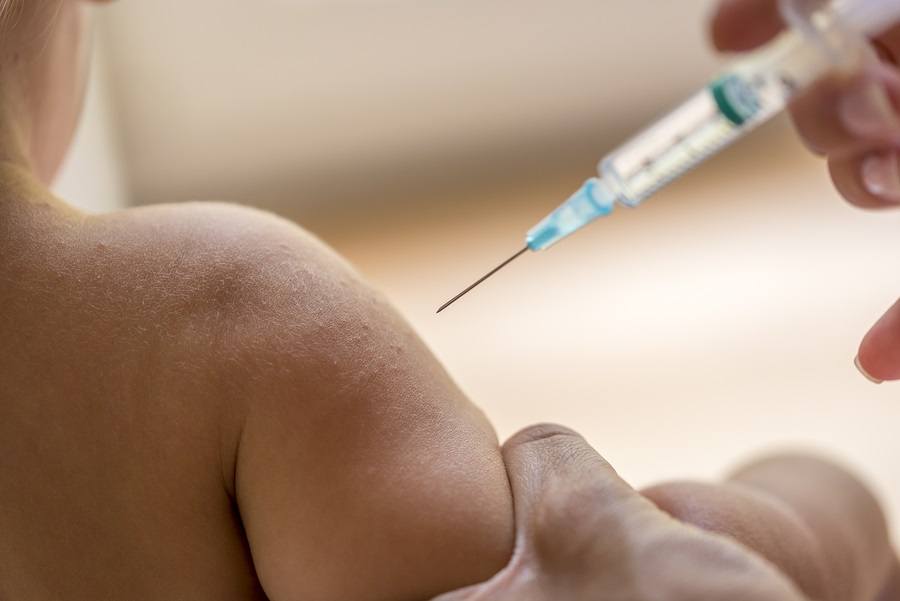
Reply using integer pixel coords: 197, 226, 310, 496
526, 178, 617, 251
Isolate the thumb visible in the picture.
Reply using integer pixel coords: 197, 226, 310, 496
501, 424, 644, 565
857, 298, 900, 383
429, 426, 635, 601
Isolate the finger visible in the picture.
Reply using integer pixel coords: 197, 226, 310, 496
874, 24, 900, 66
501, 424, 632, 532
710, 0, 783, 52
731, 455, 895, 601
643, 480, 828, 601
504, 428, 807, 601
500, 424, 643, 565
829, 151, 900, 208
446, 426, 649, 600
711, 3, 900, 55
431, 425, 608, 601
874, 559, 900, 601
789, 64, 900, 159
429, 588, 475, 601
858, 297, 900, 382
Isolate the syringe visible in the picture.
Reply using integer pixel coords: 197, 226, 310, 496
438, 0, 900, 314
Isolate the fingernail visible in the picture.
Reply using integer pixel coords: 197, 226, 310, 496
855, 355, 884, 384
861, 153, 900, 203
839, 82, 900, 137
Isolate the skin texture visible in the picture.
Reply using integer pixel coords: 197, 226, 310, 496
1, 2, 897, 600
434, 426, 899, 601
1, 183, 515, 600
0, 2, 515, 599
710, 0, 900, 382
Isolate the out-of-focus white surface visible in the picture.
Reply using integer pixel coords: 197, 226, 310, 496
54, 37, 129, 213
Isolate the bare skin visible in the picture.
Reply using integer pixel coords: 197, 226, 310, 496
435, 426, 900, 601
1, 2, 898, 600
0, 6, 514, 599
0, 168, 516, 600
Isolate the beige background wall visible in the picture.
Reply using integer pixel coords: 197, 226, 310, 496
54, 36, 129, 213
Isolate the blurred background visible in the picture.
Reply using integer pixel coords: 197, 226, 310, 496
56, 0, 900, 534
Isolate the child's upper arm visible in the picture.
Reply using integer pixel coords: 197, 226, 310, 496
214, 214, 513, 601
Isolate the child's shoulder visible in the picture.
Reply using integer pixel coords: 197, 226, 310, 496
93, 200, 516, 600
91, 200, 356, 322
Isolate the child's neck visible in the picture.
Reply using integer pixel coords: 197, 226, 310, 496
0, 76, 80, 222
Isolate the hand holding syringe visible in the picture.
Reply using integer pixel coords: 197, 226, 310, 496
440, 0, 900, 384
719, 0, 900, 385
713, 0, 900, 209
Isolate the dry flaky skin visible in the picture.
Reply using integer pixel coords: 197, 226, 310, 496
0, 165, 514, 601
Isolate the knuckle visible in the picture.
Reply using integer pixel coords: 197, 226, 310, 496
795, 131, 830, 156
531, 478, 646, 571
641, 531, 804, 601
534, 479, 604, 534
531, 486, 605, 566
789, 110, 838, 156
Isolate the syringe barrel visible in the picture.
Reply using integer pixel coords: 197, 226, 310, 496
598, 0, 879, 209
527, 0, 900, 252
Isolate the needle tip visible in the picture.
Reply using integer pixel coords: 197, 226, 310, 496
436, 246, 529, 314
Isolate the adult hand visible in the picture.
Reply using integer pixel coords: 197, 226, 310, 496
431, 425, 808, 601
712, 0, 900, 382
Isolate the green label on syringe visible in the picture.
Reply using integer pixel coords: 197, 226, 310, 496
710, 75, 760, 126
